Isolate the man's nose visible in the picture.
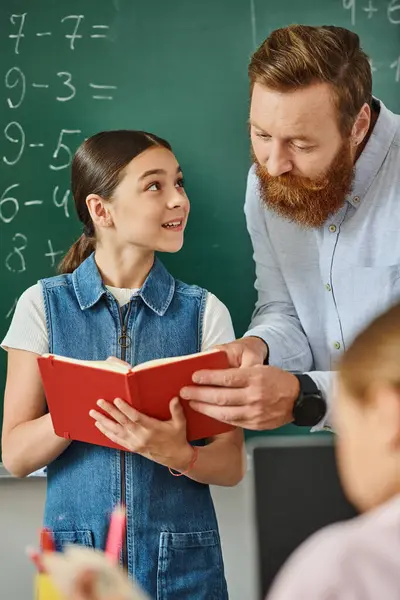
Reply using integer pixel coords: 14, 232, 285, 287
266, 143, 292, 177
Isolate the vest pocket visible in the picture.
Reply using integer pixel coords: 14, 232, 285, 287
157, 529, 226, 600
51, 530, 94, 552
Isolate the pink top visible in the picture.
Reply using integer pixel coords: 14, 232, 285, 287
267, 494, 400, 600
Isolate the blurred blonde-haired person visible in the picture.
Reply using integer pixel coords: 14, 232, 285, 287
267, 303, 400, 600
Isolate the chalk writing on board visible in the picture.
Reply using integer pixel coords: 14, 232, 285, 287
0, 184, 19, 225
8, 13, 110, 55
5, 234, 27, 274
343, 0, 356, 25
4, 68, 116, 106
56, 72, 76, 102
391, 57, 400, 82
89, 83, 117, 101
9, 14, 26, 54
49, 129, 82, 171
3, 122, 25, 166
24, 200, 43, 207
91, 25, 110, 39
45, 240, 64, 268
5, 298, 18, 320
2, 10, 114, 318
61, 15, 84, 50
343, 0, 400, 25
363, 1, 378, 18
53, 186, 71, 218
388, 0, 400, 24
5, 67, 26, 109
3, 123, 47, 163
6, 71, 116, 103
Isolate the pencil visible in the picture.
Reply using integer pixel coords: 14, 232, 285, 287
105, 505, 126, 564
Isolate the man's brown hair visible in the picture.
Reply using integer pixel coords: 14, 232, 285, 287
249, 25, 372, 135
339, 304, 400, 401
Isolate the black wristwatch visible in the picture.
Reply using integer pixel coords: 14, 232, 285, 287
292, 374, 326, 426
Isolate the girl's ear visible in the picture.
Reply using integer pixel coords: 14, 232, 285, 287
86, 195, 113, 229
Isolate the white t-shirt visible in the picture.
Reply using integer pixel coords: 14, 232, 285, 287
1, 283, 235, 355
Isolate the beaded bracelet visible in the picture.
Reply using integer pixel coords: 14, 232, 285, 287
168, 446, 199, 477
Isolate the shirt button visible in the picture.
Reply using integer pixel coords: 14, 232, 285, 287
353, 196, 360, 204
334, 341, 341, 350
329, 225, 337, 233
325, 283, 331, 291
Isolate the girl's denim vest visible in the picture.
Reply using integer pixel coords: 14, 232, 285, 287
40, 254, 228, 600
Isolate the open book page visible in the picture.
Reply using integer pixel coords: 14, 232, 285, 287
41, 354, 132, 374
41, 348, 220, 374
132, 348, 220, 371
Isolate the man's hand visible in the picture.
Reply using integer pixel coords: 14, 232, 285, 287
215, 336, 268, 368
180, 365, 300, 430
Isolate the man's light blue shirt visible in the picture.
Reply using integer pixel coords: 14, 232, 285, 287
244, 100, 400, 430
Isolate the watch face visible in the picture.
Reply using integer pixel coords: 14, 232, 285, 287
293, 395, 326, 427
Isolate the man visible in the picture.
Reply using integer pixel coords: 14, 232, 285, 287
181, 25, 400, 432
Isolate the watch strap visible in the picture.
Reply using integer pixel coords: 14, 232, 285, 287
294, 373, 319, 394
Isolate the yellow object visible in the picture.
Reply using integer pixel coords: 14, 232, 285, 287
35, 573, 66, 600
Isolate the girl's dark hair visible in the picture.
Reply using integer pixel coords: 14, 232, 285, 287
58, 130, 171, 274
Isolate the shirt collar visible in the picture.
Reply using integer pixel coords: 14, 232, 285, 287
72, 253, 175, 315
348, 98, 397, 209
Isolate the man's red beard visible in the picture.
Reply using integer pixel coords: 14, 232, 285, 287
254, 140, 355, 228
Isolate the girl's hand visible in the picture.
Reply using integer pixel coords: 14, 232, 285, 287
41, 545, 147, 600
89, 397, 194, 471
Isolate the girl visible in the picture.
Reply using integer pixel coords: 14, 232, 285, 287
1, 130, 246, 599
267, 303, 400, 600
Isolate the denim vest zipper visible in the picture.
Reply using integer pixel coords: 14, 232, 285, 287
118, 301, 132, 568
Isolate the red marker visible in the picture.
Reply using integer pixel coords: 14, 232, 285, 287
105, 505, 126, 564
40, 528, 55, 553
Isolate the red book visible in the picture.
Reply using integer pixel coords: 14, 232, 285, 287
37, 349, 234, 448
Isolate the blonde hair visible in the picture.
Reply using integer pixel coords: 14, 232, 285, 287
248, 25, 372, 135
339, 304, 400, 401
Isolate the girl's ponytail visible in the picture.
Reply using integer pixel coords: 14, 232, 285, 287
58, 234, 95, 274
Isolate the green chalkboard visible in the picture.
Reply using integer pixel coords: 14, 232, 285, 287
1, 0, 399, 455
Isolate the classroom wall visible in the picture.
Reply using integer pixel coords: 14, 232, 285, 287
0, 471, 258, 600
